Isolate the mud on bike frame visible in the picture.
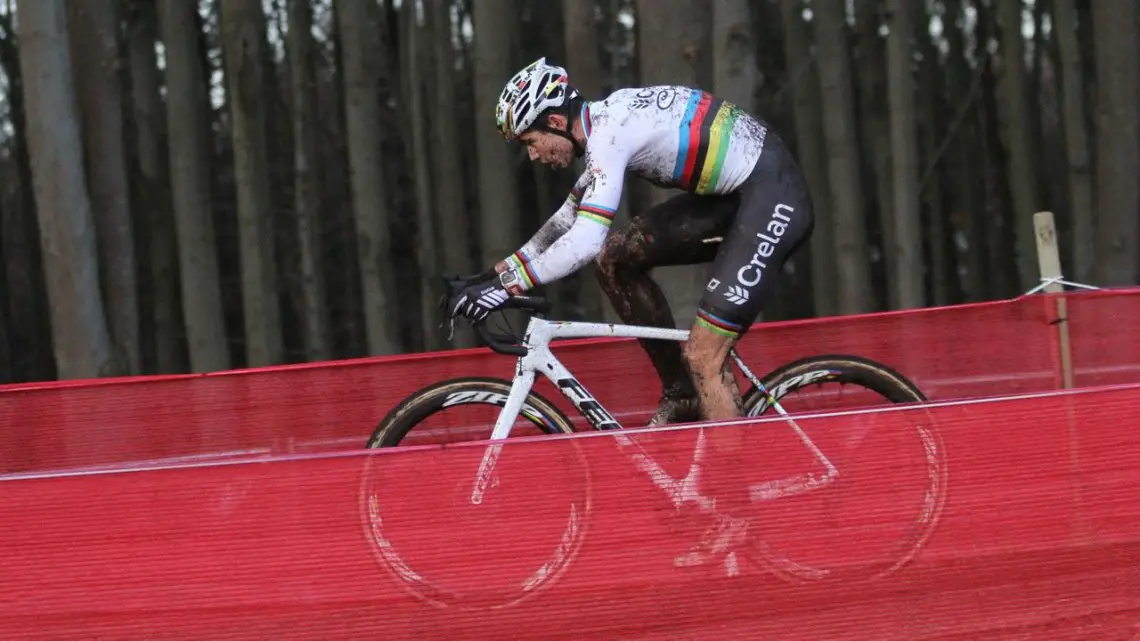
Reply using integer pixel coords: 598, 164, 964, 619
460, 295, 838, 507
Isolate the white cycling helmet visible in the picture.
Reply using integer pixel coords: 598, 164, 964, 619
495, 57, 577, 140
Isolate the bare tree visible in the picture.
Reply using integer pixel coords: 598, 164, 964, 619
287, 0, 331, 360
852, 0, 893, 299
1053, 0, 1095, 283
16, 0, 117, 378
426, 0, 475, 348
561, 0, 610, 321
996, 0, 1040, 290
400, 2, 440, 350
885, 0, 924, 308
0, 9, 55, 381
779, 0, 836, 317
221, 0, 285, 366
1091, 0, 1140, 285
916, 9, 953, 306
157, 0, 230, 372
126, 0, 183, 373
69, 0, 141, 372
337, 0, 400, 354
813, 0, 875, 314
943, 0, 987, 302
712, 0, 756, 111
471, 0, 522, 268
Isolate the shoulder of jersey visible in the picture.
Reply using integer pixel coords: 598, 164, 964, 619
597, 85, 693, 104
589, 85, 691, 128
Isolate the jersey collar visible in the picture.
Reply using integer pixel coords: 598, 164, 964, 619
580, 101, 593, 141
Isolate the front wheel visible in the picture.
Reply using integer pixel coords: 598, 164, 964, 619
359, 377, 591, 611
739, 354, 946, 584
366, 376, 578, 448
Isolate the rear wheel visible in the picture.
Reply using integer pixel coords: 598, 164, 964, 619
358, 377, 590, 610
739, 354, 946, 584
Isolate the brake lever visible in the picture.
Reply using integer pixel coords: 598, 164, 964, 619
446, 316, 457, 342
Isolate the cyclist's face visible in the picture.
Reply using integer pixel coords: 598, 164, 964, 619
519, 126, 572, 169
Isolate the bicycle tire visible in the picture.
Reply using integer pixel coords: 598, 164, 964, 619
366, 376, 577, 448
738, 354, 946, 585
359, 377, 589, 611
742, 353, 927, 416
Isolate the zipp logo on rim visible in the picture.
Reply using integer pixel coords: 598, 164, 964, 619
737, 204, 793, 288
442, 391, 552, 429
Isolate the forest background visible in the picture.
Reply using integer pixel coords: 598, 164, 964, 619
1, 0, 1136, 383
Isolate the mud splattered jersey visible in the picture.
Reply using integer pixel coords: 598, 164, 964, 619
504, 86, 770, 292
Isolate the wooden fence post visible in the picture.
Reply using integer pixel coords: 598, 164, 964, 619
1033, 211, 1074, 389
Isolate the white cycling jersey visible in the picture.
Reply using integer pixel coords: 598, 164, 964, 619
504, 86, 770, 291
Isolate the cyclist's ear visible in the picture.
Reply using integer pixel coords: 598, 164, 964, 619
545, 113, 568, 131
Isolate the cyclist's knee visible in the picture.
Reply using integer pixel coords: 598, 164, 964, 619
595, 225, 648, 283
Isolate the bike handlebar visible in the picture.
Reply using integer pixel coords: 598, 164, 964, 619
441, 275, 551, 357
474, 296, 549, 357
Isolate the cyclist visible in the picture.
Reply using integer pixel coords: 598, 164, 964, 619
448, 57, 814, 430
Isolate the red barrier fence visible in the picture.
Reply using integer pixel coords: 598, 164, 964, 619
1, 288, 1139, 474
2, 382, 1139, 639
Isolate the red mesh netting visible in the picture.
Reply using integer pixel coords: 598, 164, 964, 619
0, 288, 1137, 474
2, 382, 1139, 639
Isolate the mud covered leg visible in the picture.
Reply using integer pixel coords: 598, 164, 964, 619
595, 228, 700, 423
593, 192, 737, 425
682, 321, 743, 421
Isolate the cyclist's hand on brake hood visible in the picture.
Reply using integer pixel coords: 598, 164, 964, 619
448, 277, 513, 323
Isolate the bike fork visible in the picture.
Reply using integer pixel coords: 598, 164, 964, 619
470, 369, 537, 505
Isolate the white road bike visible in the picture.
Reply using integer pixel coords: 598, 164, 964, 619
359, 293, 947, 612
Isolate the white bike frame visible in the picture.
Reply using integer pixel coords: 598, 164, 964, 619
468, 315, 839, 506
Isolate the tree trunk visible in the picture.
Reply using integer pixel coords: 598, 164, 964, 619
712, 0, 756, 110
976, 1, 1019, 298
916, 8, 952, 306
336, 0, 400, 354
472, 0, 522, 268
0, 11, 55, 382
286, 0, 331, 360
126, 0, 183, 374
401, 1, 441, 350
425, 0, 475, 348
1091, 0, 1140, 285
221, 0, 285, 366
634, 0, 712, 327
0, 230, 10, 380
68, 0, 140, 374
324, 0, 366, 357
996, 0, 1040, 290
779, 0, 836, 317
1052, 0, 1095, 283
813, 0, 875, 314
157, 0, 231, 372
16, 0, 117, 379
561, 0, 610, 322
851, 0, 893, 308
944, 0, 986, 302
884, 0, 923, 309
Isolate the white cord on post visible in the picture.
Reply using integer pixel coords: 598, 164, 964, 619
1021, 276, 1101, 297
